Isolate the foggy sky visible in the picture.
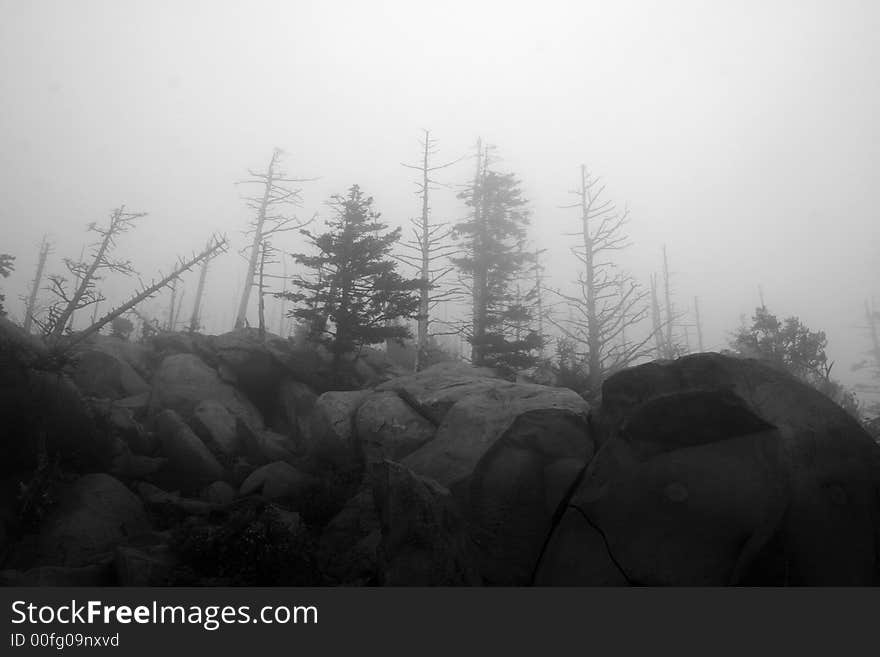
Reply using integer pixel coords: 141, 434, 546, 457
1, 0, 877, 393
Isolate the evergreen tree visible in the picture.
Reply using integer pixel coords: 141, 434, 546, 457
729, 305, 860, 417
281, 185, 422, 372
453, 143, 542, 375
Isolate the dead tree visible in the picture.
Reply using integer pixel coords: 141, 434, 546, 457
23, 236, 52, 333
59, 235, 228, 350
233, 148, 315, 330
694, 296, 705, 352
398, 130, 463, 370
548, 165, 658, 396
46, 206, 146, 340
188, 252, 215, 333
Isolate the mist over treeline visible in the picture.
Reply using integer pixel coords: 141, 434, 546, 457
1, 1, 877, 410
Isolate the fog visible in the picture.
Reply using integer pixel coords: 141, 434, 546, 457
1, 0, 877, 395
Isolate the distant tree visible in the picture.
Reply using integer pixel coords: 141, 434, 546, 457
452, 140, 543, 376
0, 252, 14, 317
729, 305, 860, 416
398, 130, 463, 371
279, 185, 422, 374
548, 165, 657, 399
233, 148, 315, 330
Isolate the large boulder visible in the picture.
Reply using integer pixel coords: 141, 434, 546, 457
67, 347, 151, 400
355, 390, 436, 463
154, 409, 225, 492
36, 473, 150, 567
375, 361, 504, 424
372, 460, 481, 586
150, 353, 263, 432
190, 399, 241, 458
535, 353, 880, 586
401, 382, 593, 585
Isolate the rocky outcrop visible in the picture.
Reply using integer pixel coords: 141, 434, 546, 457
535, 353, 880, 586
150, 353, 263, 432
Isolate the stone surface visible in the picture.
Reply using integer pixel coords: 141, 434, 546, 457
36, 473, 150, 567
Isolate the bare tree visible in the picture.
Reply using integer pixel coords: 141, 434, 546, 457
45, 206, 146, 340
397, 130, 463, 370
548, 165, 657, 397
22, 236, 52, 333
233, 148, 315, 330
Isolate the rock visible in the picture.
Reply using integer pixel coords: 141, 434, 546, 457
202, 481, 237, 505
91, 399, 156, 455
401, 383, 593, 584
114, 545, 177, 586
0, 354, 114, 475
68, 347, 151, 399
372, 460, 481, 586
150, 353, 263, 432
191, 400, 241, 458
308, 390, 369, 463
318, 483, 381, 585
88, 334, 155, 382
374, 361, 503, 424
535, 353, 880, 586
240, 461, 314, 502
155, 409, 225, 492
213, 329, 287, 417
355, 391, 436, 463
36, 473, 150, 567
274, 377, 318, 438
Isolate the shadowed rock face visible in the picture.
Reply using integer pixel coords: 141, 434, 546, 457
536, 353, 880, 586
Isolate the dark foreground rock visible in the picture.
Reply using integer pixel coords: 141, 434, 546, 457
535, 353, 880, 586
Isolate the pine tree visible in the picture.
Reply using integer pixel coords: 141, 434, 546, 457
280, 185, 422, 373
453, 142, 541, 375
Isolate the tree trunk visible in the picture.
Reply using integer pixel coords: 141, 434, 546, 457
234, 150, 278, 329
23, 236, 50, 334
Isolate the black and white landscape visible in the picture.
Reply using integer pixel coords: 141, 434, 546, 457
0, 1, 878, 586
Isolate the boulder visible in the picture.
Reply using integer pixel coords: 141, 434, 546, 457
274, 377, 318, 438
372, 460, 481, 586
535, 353, 880, 586
36, 473, 150, 567
154, 409, 225, 492
240, 461, 314, 502
150, 353, 263, 432
401, 383, 593, 584
355, 390, 436, 463
374, 361, 503, 424
91, 398, 156, 455
318, 483, 381, 585
68, 347, 151, 400
191, 399, 241, 458
88, 334, 155, 382
308, 390, 370, 462
213, 329, 287, 416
